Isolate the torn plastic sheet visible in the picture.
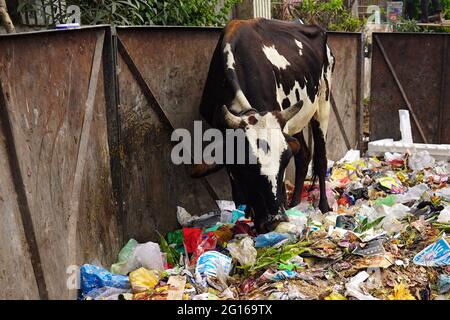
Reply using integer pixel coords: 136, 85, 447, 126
345, 271, 379, 300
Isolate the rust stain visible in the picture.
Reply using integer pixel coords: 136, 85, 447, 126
224, 19, 259, 43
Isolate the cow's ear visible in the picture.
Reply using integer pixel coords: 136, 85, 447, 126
284, 134, 301, 155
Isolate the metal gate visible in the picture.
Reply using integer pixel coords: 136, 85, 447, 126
0, 26, 121, 299
370, 32, 450, 144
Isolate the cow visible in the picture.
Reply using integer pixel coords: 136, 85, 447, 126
191, 18, 335, 233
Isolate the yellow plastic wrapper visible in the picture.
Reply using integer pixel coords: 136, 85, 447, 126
330, 168, 348, 181
388, 283, 416, 300
129, 267, 160, 293
325, 292, 347, 300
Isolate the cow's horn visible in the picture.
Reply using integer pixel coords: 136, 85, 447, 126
279, 101, 303, 122
222, 105, 244, 129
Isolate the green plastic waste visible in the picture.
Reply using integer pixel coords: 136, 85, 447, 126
374, 194, 396, 207
285, 207, 308, 218
167, 230, 183, 246
111, 238, 138, 274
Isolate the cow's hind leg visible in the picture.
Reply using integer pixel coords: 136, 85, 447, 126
289, 131, 311, 208
311, 118, 330, 213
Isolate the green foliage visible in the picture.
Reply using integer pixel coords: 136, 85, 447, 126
18, 0, 240, 26
406, 0, 450, 20
68, 0, 240, 26
443, 0, 450, 18
354, 216, 385, 234
394, 17, 450, 33
289, 0, 364, 32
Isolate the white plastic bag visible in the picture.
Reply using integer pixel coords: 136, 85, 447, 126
409, 151, 436, 171
437, 206, 450, 223
227, 237, 257, 267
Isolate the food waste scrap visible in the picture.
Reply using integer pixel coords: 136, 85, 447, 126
80, 150, 450, 300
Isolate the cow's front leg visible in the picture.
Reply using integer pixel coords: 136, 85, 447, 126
311, 119, 330, 213
289, 131, 310, 208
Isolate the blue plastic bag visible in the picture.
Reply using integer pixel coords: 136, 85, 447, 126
195, 251, 232, 278
255, 232, 289, 248
80, 264, 130, 298
267, 270, 299, 281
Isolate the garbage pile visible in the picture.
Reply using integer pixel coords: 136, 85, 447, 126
80, 151, 450, 300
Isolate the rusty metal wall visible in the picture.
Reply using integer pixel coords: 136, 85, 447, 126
114, 27, 225, 243
370, 33, 449, 144
327, 32, 364, 160
0, 26, 121, 299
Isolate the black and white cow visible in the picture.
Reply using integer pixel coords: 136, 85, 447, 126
192, 18, 335, 233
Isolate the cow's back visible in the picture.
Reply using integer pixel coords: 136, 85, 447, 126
199, 19, 330, 129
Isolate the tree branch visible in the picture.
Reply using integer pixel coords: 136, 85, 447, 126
0, 0, 16, 33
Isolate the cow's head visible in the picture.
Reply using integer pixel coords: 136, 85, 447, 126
193, 103, 302, 233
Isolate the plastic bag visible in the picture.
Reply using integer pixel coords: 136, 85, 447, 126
110, 239, 138, 274
135, 241, 165, 271
227, 237, 257, 266
255, 232, 289, 248
341, 149, 361, 163
438, 274, 450, 294
345, 271, 378, 300
195, 251, 232, 278
285, 208, 308, 229
177, 206, 221, 228
80, 264, 130, 298
129, 267, 160, 293
111, 240, 164, 274
183, 228, 203, 254
437, 206, 450, 223
409, 151, 436, 171
374, 195, 397, 207
190, 235, 217, 266
260, 269, 299, 282
177, 206, 192, 227
167, 229, 184, 247
396, 183, 430, 203
378, 204, 411, 234
84, 286, 131, 300
275, 222, 304, 235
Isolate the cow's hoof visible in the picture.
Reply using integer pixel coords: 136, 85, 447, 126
288, 200, 299, 208
319, 200, 331, 214
262, 214, 289, 233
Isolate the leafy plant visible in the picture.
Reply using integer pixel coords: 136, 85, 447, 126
287, 0, 364, 32
239, 240, 312, 276
394, 17, 450, 33
67, 0, 240, 26
17, 0, 240, 26
354, 216, 385, 233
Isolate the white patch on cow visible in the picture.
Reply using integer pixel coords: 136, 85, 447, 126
274, 78, 317, 135
244, 113, 287, 198
285, 83, 320, 136
295, 39, 303, 56
229, 89, 253, 114
313, 46, 334, 136
325, 45, 334, 82
262, 45, 291, 70
223, 43, 235, 70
